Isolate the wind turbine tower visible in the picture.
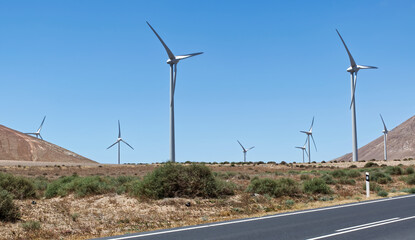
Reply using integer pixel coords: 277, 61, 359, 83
336, 29, 377, 162
107, 120, 134, 165
237, 140, 255, 163
380, 114, 388, 161
26, 116, 46, 140
300, 117, 317, 163
147, 21, 203, 163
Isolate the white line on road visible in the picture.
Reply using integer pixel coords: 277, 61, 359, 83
335, 217, 400, 232
307, 215, 415, 240
106, 194, 415, 240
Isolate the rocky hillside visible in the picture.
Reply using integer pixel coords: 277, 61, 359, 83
0, 124, 96, 163
334, 115, 415, 162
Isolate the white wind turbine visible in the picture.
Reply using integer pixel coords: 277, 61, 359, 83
380, 114, 389, 161
107, 120, 134, 165
300, 117, 317, 163
147, 21, 203, 163
336, 29, 377, 162
26, 116, 46, 140
295, 141, 309, 163
237, 140, 255, 163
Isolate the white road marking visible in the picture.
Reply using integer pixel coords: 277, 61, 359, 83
335, 217, 400, 232
106, 194, 415, 240
307, 215, 415, 240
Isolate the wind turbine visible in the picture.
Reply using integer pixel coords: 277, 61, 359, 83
237, 140, 255, 163
300, 117, 317, 163
380, 114, 388, 161
336, 29, 377, 162
107, 120, 134, 165
147, 21, 203, 163
295, 142, 309, 163
26, 116, 46, 140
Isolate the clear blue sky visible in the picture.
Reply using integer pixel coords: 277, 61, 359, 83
1, 0, 414, 164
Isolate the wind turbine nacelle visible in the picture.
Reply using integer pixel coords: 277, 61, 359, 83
167, 58, 179, 64
347, 66, 357, 73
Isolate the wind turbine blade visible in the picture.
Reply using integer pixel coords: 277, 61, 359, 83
311, 135, 317, 151
380, 114, 388, 131
175, 52, 204, 60
304, 148, 309, 157
171, 63, 177, 106
118, 120, 121, 138
310, 116, 314, 131
107, 141, 118, 149
336, 29, 357, 68
38, 116, 46, 132
300, 131, 309, 134
121, 140, 134, 150
295, 146, 303, 149
39, 134, 43, 140
237, 140, 246, 151
247, 146, 255, 151
146, 21, 175, 60
357, 65, 378, 70
350, 73, 357, 109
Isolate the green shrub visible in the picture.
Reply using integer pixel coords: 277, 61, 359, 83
0, 190, 20, 222
303, 178, 332, 194
338, 177, 356, 185
0, 173, 36, 199
385, 166, 403, 175
134, 163, 230, 199
403, 188, 415, 194
21, 220, 41, 231
370, 171, 392, 184
330, 170, 346, 178
321, 174, 336, 185
377, 190, 388, 197
285, 199, 295, 207
349, 165, 357, 168
363, 182, 383, 192
364, 162, 379, 168
405, 174, 415, 185
406, 167, 414, 175
246, 178, 300, 197
346, 170, 361, 178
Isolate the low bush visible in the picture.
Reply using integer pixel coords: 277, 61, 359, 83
321, 174, 336, 185
0, 189, 20, 222
370, 171, 392, 184
377, 190, 388, 197
338, 177, 356, 185
406, 167, 414, 175
0, 173, 36, 199
385, 166, 403, 175
346, 170, 361, 178
404, 174, 415, 185
133, 163, 233, 199
364, 162, 379, 168
246, 178, 301, 197
300, 174, 311, 181
303, 178, 332, 194
349, 165, 357, 168
330, 170, 346, 178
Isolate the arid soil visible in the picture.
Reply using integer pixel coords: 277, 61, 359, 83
0, 161, 414, 240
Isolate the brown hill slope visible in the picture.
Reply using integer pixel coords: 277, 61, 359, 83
334, 115, 415, 162
0, 125, 96, 163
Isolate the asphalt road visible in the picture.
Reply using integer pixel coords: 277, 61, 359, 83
96, 194, 415, 240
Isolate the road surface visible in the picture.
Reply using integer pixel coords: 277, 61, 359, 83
96, 194, 415, 240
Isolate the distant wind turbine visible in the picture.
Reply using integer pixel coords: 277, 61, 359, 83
380, 114, 388, 161
237, 140, 255, 163
147, 21, 203, 163
107, 120, 134, 165
26, 116, 46, 140
336, 29, 377, 162
300, 117, 317, 163
295, 141, 309, 163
